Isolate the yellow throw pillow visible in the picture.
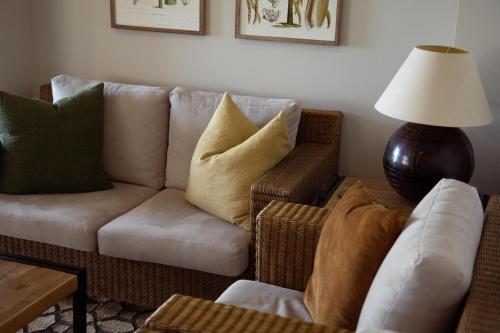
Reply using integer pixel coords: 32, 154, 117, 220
185, 93, 292, 230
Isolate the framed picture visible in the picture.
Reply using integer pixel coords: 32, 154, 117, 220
110, 0, 206, 35
235, 0, 342, 45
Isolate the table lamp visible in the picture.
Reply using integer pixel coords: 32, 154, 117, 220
375, 45, 492, 202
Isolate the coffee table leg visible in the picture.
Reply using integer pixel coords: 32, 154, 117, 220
73, 269, 87, 333
73, 288, 86, 333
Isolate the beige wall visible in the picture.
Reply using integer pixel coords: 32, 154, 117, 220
30, 0, 465, 187
456, 0, 500, 194
0, 0, 32, 96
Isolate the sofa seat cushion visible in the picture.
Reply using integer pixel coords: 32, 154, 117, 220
166, 87, 302, 190
216, 280, 312, 322
0, 182, 157, 252
97, 188, 250, 277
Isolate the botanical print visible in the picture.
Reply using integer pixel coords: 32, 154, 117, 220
133, 0, 191, 7
113, 0, 203, 33
238, 0, 341, 44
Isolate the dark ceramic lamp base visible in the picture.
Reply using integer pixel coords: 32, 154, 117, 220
383, 122, 474, 202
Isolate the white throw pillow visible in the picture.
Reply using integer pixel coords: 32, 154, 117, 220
357, 179, 484, 333
165, 87, 302, 190
51, 75, 169, 190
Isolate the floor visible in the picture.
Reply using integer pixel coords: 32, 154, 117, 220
17, 297, 153, 333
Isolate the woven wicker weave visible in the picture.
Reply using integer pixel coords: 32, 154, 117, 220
456, 194, 500, 333
296, 109, 343, 145
137, 294, 350, 333
251, 143, 338, 243
0, 84, 343, 308
40, 83, 53, 102
256, 201, 328, 291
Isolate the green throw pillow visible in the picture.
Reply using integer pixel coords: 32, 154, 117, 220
0, 84, 113, 194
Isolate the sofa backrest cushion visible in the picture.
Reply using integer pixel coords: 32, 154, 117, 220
51, 75, 170, 190
165, 87, 302, 190
357, 179, 484, 333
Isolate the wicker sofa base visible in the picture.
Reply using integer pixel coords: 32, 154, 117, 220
0, 235, 250, 308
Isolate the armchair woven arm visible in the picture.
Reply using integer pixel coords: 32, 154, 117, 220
250, 109, 342, 242
297, 109, 343, 145
137, 294, 349, 333
40, 83, 53, 102
256, 201, 329, 291
250, 143, 337, 242
456, 195, 500, 333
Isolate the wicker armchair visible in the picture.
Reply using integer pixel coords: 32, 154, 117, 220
0, 84, 343, 308
257, 198, 500, 332
138, 196, 500, 332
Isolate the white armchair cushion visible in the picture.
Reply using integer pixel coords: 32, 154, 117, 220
165, 87, 302, 190
216, 281, 401, 332
216, 280, 312, 322
357, 179, 484, 333
51, 75, 170, 190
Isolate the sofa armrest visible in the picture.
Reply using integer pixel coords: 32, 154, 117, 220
40, 83, 53, 102
456, 195, 500, 333
297, 109, 343, 145
137, 294, 349, 333
250, 143, 337, 242
256, 201, 329, 291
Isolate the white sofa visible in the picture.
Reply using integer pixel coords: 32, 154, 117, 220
0, 75, 343, 307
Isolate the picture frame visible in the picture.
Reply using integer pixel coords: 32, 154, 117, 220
110, 0, 206, 35
235, 0, 342, 45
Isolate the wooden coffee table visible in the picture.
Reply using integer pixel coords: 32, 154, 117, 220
0, 255, 86, 333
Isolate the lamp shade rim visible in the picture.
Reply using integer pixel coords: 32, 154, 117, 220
375, 45, 493, 127
416, 45, 471, 54
374, 104, 493, 128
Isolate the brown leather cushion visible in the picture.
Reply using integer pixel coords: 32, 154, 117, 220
304, 181, 404, 330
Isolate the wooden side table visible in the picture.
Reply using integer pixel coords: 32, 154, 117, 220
323, 176, 416, 221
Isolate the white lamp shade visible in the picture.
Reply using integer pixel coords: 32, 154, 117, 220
375, 45, 492, 127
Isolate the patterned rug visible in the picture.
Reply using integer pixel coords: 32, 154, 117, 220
17, 297, 154, 333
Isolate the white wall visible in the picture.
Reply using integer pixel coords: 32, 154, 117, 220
30, 0, 462, 186
456, 0, 500, 194
0, 0, 33, 96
